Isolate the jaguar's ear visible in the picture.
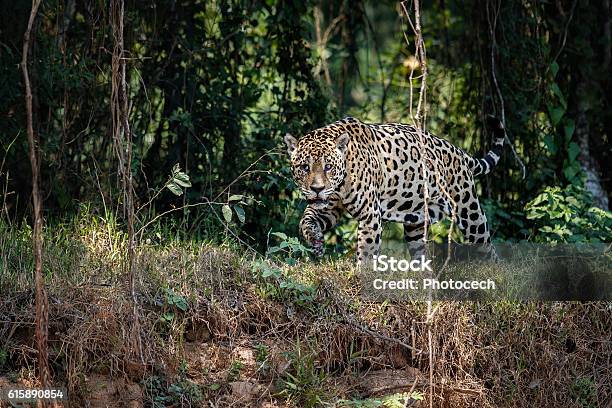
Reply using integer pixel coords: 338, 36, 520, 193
284, 133, 298, 155
335, 133, 350, 153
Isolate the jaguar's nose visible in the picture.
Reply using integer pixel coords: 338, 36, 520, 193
311, 185, 324, 194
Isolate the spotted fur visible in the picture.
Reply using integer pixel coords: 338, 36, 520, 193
284, 116, 505, 264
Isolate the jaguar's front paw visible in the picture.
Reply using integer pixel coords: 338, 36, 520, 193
300, 222, 324, 257
311, 238, 324, 257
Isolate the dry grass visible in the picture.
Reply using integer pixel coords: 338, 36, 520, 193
0, 218, 610, 407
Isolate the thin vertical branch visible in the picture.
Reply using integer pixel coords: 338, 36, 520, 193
314, 10, 344, 88
110, 0, 143, 364
487, 0, 526, 179
400, 1, 433, 407
339, 1, 349, 111
21, 0, 49, 390
401, 0, 430, 244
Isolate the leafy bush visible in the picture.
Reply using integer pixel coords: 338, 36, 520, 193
339, 391, 424, 407
252, 259, 317, 310
266, 232, 312, 265
525, 185, 612, 243
482, 199, 529, 242
157, 288, 189, 324
142, 374, 203, 408
278, 339, 328, 407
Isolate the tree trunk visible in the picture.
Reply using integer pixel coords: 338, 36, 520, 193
110, 0, 144, 364
575, 81, 609, 209
21, 0, 49, 390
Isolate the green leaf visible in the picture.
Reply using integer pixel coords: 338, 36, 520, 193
550, 61, 559, 78
233, 205, 245, 223
548, 105, 565, 126
563, 119, 575, 142
166, 181, 183, 196
411, 392, 425, 401
173, 172, 191, 187
563, 165, 578, 182
271, 232, 288, 240
527, 193, 548, 207
543, 135, 557, 154
228, 194, 243, 202
567, 142, 580, 163
526, 211, 546, 220
551, 83, 566, 107
261, 266, 280, 278
172, 296, 188, 311
222, 204, 232, 222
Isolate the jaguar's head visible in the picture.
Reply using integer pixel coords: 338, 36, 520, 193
284, 131, 349, 209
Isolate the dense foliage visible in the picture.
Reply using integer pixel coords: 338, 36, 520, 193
0, 0, 610, 250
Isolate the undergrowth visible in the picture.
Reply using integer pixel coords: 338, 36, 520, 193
0, 213, 610, 407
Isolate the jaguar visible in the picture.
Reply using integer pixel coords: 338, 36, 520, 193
284, 116, 505, 265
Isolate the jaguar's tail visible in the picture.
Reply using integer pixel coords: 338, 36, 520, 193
470, 116, 505, 177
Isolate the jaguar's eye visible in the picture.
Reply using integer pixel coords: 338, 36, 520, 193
324, 164, 332, 172
300, 164, 310, 173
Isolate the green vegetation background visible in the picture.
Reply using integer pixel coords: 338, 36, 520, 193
0, 0, 610, 254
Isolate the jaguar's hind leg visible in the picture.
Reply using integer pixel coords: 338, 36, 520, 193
457, 196, 498, 261
403, 222, 425, 259
403, 204, 444, 259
